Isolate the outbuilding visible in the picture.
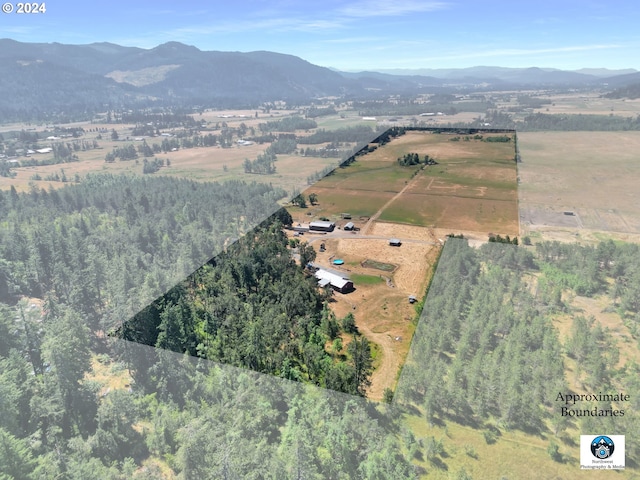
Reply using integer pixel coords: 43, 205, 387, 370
314, 268, 354, 293
309, 221, 335, 232
344, 222, 355, 231
389, 238, 402, 247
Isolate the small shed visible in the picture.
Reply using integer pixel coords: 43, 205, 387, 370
389, 238, 402, 247
408, 295, 417, 304
344, 222, 355, 231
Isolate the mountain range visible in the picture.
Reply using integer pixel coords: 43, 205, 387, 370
1, 39, 639, 121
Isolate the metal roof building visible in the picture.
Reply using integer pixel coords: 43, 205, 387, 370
309, 221, 335, 232
314, 268, 353, 293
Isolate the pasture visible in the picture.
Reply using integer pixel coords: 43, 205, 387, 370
0, 130, 338, 194
300, 130, 519, 237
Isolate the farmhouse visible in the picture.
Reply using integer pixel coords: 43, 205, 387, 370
309, 221, 335, 232
314, 268, 354, 293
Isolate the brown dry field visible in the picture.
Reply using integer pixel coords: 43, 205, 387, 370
382, 194, 519, 236
532, 92, 640, 117
370, 222, 496, 245
518, 131, 640, 238
1, 137, 336, 194
306, 232, 440, 400
191, 108, 298, 129
552, 293, 640, 370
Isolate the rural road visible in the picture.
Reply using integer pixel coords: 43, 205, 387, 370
304, 231, 439, 247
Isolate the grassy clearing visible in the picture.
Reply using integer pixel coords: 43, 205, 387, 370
350, 273, 386, 285
401, 410, 621, 479
314, 114, 379, 130
381, 195, 519, 235
293, 188, 395, 220
362, 259, 397, 272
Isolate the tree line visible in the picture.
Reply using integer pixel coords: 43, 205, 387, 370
0, 174, 421, 478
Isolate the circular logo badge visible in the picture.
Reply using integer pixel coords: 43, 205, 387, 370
591, 436, 615, 459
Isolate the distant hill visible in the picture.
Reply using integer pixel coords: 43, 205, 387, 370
1, 38, 638, 122
604, 82, 640, 99
374, 65, 639, 86
0, 39, 364, 121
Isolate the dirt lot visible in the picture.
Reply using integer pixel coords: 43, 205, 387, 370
306, 228, 440, 400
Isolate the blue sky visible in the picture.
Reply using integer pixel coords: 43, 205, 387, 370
1, 0, 639, 71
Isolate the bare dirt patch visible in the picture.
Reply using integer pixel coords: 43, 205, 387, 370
311, 233, 440, 400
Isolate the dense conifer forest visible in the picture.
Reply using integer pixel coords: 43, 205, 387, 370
1, 175, 640, 477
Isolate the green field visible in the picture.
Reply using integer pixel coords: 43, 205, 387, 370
381, 195, 519, 232
298, 130, 519, 235
362, 259, 397, 272
316, 160, 415, 193
350, 273, 386, 285
295, 187, 395, 219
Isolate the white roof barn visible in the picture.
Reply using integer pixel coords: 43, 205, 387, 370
314, 268, 353, 293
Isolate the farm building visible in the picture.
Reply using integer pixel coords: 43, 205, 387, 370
293, 224, 310, 233
314, 268, 354, 293
389, 238, 402, 247
309, 221, 335, 232
344, 222, 355, 231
